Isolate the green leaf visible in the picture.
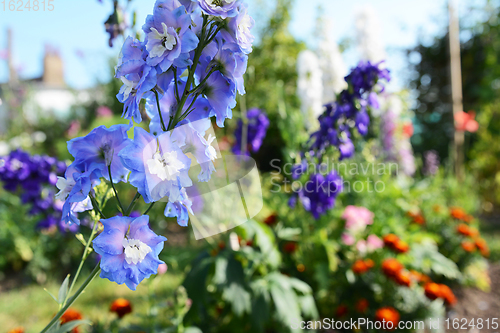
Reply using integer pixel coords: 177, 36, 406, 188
269, 278, 302, 327
298, 294, 319, 319
212, 256, 228, 285
53, 320, 91, 333
43, 288, 58, 303
58, 274, 70, 305
287, 277, 312, 294
222, 283, 251, 316
276, 227, 301, 240
184, 327, 203, 333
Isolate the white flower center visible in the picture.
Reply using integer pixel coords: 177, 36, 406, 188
148, 22, 177, 58
146, 151, 185, 181
238, 14, 252, 34
208, 0, 234, 7
120, 76, 139, 100
122, 238, 152, 265
55, 176, 75, 201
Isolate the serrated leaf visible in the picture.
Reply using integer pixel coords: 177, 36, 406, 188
58, 275, 70, 305
222, 283, 251, 316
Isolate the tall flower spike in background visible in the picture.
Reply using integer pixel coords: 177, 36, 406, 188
355, 5, 386, 63
297, 50, 323, 129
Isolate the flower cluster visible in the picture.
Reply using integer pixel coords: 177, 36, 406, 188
56, 0, 255, 290
0, 150, 74, 232
232, 108, 269, 155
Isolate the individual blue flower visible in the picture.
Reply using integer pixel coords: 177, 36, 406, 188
199, 71, 236, 127
223, 1, 254, 54
119, 127, 192, 203
232, 108, 269, 155
115, 37, 158, 123
355, 111, 370, 136
339, 139, 355, 160
165, 186, 193, 226
299, 171, 343, 219
143, 0, 199, 72
93, 215, 167, 290
67, 124, 132, 183
197, 0, 239, 19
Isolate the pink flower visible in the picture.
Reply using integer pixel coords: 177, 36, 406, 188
342, 205, 374, 233
454, 111, 479, 133
356, 240, 367, 254
342, 233, 356, 246
97, 106, 113, 118
157, 263, 168, 275
366, 235, 383, 251
66, 120, 81, 138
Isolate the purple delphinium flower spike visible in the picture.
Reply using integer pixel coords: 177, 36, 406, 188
233, 108, 269, 155
93, 215, 167, 290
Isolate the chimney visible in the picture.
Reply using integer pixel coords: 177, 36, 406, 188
42, 44, 65, 87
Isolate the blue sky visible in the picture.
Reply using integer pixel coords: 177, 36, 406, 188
0, 0, 484, 91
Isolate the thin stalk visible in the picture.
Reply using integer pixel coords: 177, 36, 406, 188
62, 218, 100, 308
143, 202, 156, 215
188, 66, 219, 95
173, 67, 180, 103
108, 165, 124, 213
40, 264, 101, 333
124, 191, 141, 216
240, 94, 248, 155
89, 194, 107, 219
154, 89, 167, 132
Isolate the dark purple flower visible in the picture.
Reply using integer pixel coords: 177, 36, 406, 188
232, 108, 269, 155
298, 171, 343, 219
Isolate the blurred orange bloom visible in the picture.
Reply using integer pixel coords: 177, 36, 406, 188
382, 258, 403, 277
393, 240, 410, 253
450, 207, 467, 220
110, 298, 133, 318
424, 282, 441, 300
457, 224, 472, 236
409, 270, 430, 284
355, 299, 369, 313
394, 270, 412, 287
454, 111, 479, 132
283, 242, 298, 253
7, 328, 24, 333
383, 234, 399, 248
407, 211, 425, 224
475, 238, 490, 257
352, 259, 373, 274
461, 240, 476, 252
335, 304, 348, 317
263, 213, 278, 226
402, 122, 414, 138
439, 284, 457, 306
60, 308, 83, 333
375, 307, 400, 330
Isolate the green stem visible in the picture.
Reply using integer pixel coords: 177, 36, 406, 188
108, 165, 124, 213
89, 194, 107, 219
62, 218, 100, 308
143, 202, 156, 215
125, 191, 141, 216
40, 264, 101, 333
154, 89, 167, 132
188, 66, 219, 95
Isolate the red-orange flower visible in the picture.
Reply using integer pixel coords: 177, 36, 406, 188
402, 122, 414, 138
409, 270, 430, 284
283, 242, 298, 253
439, 284, 457, 306
263, 213, 278, 226
461, 240, 476, 252
450, 207, 467, 220
375, 307, 400, 330
424, 282, 441, 300
454, 111, 479, 133
60, 308, 83, 333
383, 234, 399, 248
355, 299, 369, 313
382, 258, 403, 277
457, 224, 472, 236
475, 238, 490, 257
110, 298, 133, 318
7, 328, 24, 333
394, 270, 412, 287
352, 259, 373, 274
407, 211, 425, 224
393, 240, 410, 253
335, 304, 348, 317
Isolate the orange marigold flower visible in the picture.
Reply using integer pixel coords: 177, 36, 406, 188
375, 307, 400, 330
463, 214, 474, 223
424, 282, 441, 300
283, 242, 298, 253
335, 304, 348, 317
60, 308, 83, 333
365, 259, 375, 268
355, 299, 369, 313
475, 238, 489, 251
263, 213, 278, 226
412, 214, 425, 225
110, 298, 133, 318
457, 224, 472, 236
382, 258, 403, 277
393, 240, 410, 253
461, 240, 476, 252
394, 270, 412, 287
8, 328, 24, 333
352, 259, 370, 274
450, 207, 467, 220
383, 234, 399, 248
439, 284, 457, 306
409, 270, 430, 284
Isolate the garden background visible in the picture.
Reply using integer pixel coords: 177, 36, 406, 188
1, 0, 500, 332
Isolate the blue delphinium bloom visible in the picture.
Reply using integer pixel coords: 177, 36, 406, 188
164, 186, 193, 226
298, 171, 343, 219
223, 1, 254, 54
67, 124, 132, 183
233, 108, 269, 155
119, 127, 192, 203
93, 215, 167, 290
143, 0, 199, 72
115, 36, 157, 123
197, 0, 239, 19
